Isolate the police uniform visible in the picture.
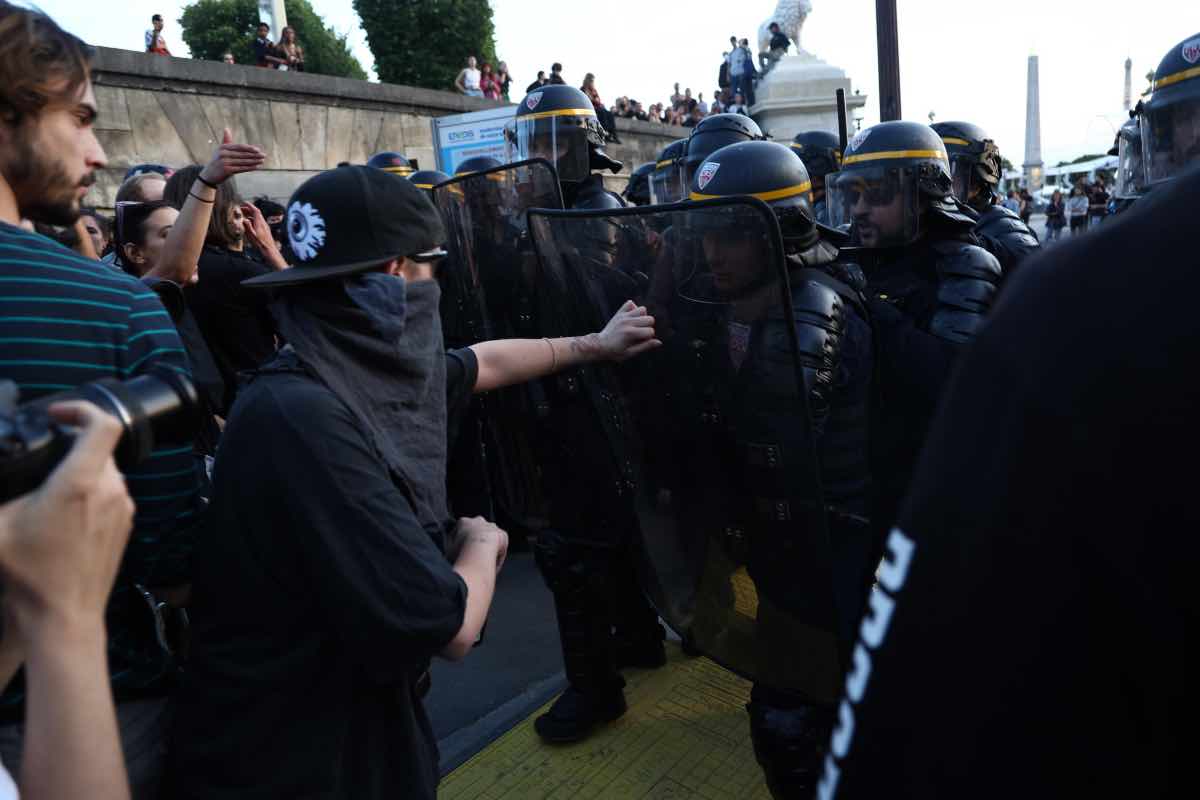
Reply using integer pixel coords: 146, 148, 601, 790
826, 120, 1001, 555
622, 162, 655, 207
510, 84, 664, 743
1139, 32, 1200, 189
650, 138, 688, 204
407, 169, 451, 192
689, 140, 876, 799
366, 150, 415, 176
931, 121, 1039, 280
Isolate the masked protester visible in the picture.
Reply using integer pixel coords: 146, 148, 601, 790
931, 120, 1040, 281
687, 140, 876, 799
826, 121, 1001, 555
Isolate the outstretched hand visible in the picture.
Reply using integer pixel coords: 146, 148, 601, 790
199, 128, 267, 186
593, 300, 662, 362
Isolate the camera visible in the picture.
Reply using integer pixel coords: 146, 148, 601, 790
0, 368, 199, 503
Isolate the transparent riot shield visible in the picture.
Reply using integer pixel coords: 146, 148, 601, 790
432, 159, 563, 525
529, 198, 842, 701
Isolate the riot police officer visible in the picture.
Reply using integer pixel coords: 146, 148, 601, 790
650, 138, 688, 204
508, 84, 665, 743
688, 140, 875, 799
407, 168, 451, 191
454, 155, 503, 176
931, 120, 1039, 278
365, 150, 414, 176
511, 84, 625, 209
789, 130, 842, 226
1109, 111, 1147, 215
827, 120, 1000, 554
622, 162, 654, 206
680, 113, 766, 188
1140, 32, 1200, 188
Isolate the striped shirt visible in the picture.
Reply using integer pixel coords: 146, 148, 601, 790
0, 221, 204, 711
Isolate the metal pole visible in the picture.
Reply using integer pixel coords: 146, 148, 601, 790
836, 89, 849, 153
875, 0, 901, 121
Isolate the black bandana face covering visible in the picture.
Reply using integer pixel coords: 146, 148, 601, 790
270, 273, 449, 539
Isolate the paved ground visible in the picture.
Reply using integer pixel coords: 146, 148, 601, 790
429, 550, 567, 774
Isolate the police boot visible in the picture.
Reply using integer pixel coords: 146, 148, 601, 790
746, 690, 835, 800
609, 554, 666, 670
534, 533, 628, 744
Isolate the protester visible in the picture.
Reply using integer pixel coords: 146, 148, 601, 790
549, 62, 565, 85
116, 171, 166, 204
733, 38, 757, 105
760, 21, 790, 73
0, 7, 205, 796
79, 206, 112, 256
0, 402, 135, 800
276, 26, 304, 72
454, 55, 482, 97
1067, 184, 1089, 235
145, 13, 170, 56
1044, 189, 1066, 241
582, 72, 620, 143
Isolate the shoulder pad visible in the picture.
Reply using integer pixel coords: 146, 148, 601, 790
973, 207, 1040, 273
789, 276, 846, 421
927, 242, 1001, 344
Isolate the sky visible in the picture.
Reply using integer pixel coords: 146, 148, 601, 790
38, 0, 1200, 166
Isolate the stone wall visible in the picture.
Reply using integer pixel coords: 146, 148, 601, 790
88, 48, 683, 208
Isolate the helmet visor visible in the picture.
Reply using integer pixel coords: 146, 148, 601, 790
1115, 126, 1145, 199
513, 114, 592, 183
649, 163, 688, 205
948, 155, 981, 204
1140, 94, 1200, 187
827, 166, 922, 248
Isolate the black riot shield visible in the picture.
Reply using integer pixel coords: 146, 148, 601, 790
528, 198, 842, 702
433, 159, 563, 524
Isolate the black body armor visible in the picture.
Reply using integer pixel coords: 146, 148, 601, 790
973, 203, 1040, 281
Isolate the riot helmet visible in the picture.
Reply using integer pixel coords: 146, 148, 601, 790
454, 156, 503, 176
650, 138, 688, 204
827, 121, 961, 248
681, 113, 765, 187
688, 140, 818, 250
789, 130, 842, 181
366, 151, 414, 177
1141, 33, 1200, 187
930, 120, 1002, 212
622, 162, 654, 206
509, 85, 621, 183
1113, 115, 1146, 200
408, 169, 452, 191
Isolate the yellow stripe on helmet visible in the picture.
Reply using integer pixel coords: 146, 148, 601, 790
655, 159, 676, 169
940, 137, 971, 146
690, 181, 812, 202
842, 148, 948, 165
413, 183, 435, 189
1154, 64, 1200, 90
519, 107, 598, 121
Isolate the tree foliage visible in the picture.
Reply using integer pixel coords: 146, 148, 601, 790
354, 0, 499, 90
180, 0, 366, 80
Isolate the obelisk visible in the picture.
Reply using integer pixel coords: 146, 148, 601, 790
1123, 57, 1133, 111
1023, 54, 1044, 192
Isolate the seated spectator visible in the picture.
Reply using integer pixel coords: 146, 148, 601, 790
647, 102, 664, 123
526, 70, 548, 93
760, 21, 790, 73
162, 140, 283, 415
480, 63, 501, 100
0, 401, 136, 800
454, 55, 482, 97
252, 21, 285, 68
581, 72, 620, 144
145, 13, 170, 56
276, 26, 304, 72
613, 96, 631, 118
221, 51, 235, 64
682, 101, 704, 128
549, 62, 566, 84
630, 99, 649, 121
0, 8, 205, 795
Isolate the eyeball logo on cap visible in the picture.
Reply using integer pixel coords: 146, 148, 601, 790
697, 162, 721, 191
1183, 37, 1200, 64
288, 201, 326, 262
526, 92, 543, 110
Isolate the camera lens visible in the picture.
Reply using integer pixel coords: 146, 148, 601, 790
74, 368, 200, 467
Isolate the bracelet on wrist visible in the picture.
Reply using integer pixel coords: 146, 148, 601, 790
188, 191, 215, 204
196, 174, 219, 189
